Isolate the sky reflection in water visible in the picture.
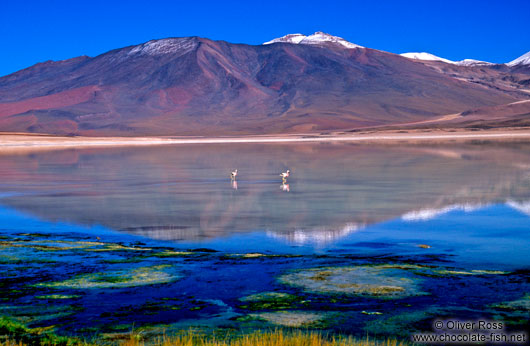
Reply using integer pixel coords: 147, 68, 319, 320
0, 141, 529, 269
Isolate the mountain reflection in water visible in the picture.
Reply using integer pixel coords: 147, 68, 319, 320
0, 141, 529, 244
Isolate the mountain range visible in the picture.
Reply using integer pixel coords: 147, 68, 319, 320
0, 32, 528, 136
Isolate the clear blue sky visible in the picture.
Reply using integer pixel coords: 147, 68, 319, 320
1, 0, 529, 77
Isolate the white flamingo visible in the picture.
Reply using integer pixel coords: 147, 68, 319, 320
230, 169, 238, 180
280, 169, 290, 182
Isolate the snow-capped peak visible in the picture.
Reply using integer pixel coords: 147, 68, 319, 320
264, 32, 363, 49
400, 52, 455, 64
507, 51, 530, 67
401, 52, 494, 66
299, 32, 363, 49
263, 34, 307, 45
128, 38, 198, 56
456, 59, 494, 66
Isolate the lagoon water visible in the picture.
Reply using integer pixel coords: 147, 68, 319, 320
1, 141, 529, 338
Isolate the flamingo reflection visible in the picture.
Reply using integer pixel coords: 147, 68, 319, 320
280, 182, 290, 192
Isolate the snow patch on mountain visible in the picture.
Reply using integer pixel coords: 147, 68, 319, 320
507, 51, 530, 67
129, 38, 198, 56
263, 34, 307, 45
264, 32, 362, 49
299, 32, 363, 48
401, 53, 494, 66
400, 52, 455, 64
456, 59, 494, 66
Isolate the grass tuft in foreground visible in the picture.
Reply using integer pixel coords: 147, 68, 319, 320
122, 329, 407, 346
0, 316, 407, 346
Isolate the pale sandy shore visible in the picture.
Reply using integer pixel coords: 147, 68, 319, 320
1, 128, 530, 152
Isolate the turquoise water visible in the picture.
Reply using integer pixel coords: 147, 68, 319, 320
0, 141, 529, 339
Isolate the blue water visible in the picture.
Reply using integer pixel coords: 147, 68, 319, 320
0, 142, 529, 338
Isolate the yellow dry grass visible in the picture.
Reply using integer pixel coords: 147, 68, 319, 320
122, 329, 406, 346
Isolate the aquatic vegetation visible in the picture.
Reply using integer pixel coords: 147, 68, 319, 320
240, 292, 296, 302
84, 244, 152, 252
0, 304, 81, 329
249, 311, 330, 327
363, 308, 441, 337
377, 264, 508, 276
35, 265, 182, 289
468, 269, 508, 275
0, 254, 56, 264
189, 248, 219, 253
279, 264, 510, 299
487, 294, 530, 327
14, 233, 52, 238
0, 239, 103, 252
428, 269, 509, 276
0, 304, 80, 321
223, 253, 301, 259
35, 294, 82, 300
278, 265, 427, 299
238, 292, 307, 310
0, 236, 159, 255
148, 250, 195, 257
491, 294, 530, 310
0, 316, 84, 346
100, 257, 146, 264
230, 253, 269, 258
0, 241, 73, 251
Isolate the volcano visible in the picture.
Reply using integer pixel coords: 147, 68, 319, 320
0, 33, 528, 136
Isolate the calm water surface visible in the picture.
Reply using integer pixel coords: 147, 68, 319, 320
0, 141, 529, 338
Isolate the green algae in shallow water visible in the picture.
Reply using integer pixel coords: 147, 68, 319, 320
488, 294, 530, 327
278, 265, 427, 299
249, 311, 330, 327
223, 253, 301, 259
0, 239, 103, 251
239, 292, 306, 310
35, 294, 82, 300
491, 294, 530, 311
0, 254, 56, 264
375, 264, 509, 279
432, 269, 509, 276
0, 304, 81, 325
84, 244, 153, 252
0, 316, 83, 345
149, 250, 195, 257
35, 264, 182, 289
363, 307, 443, 337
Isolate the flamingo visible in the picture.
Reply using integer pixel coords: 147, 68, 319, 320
280, 169, 290, 182
230, 169, 238, 180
